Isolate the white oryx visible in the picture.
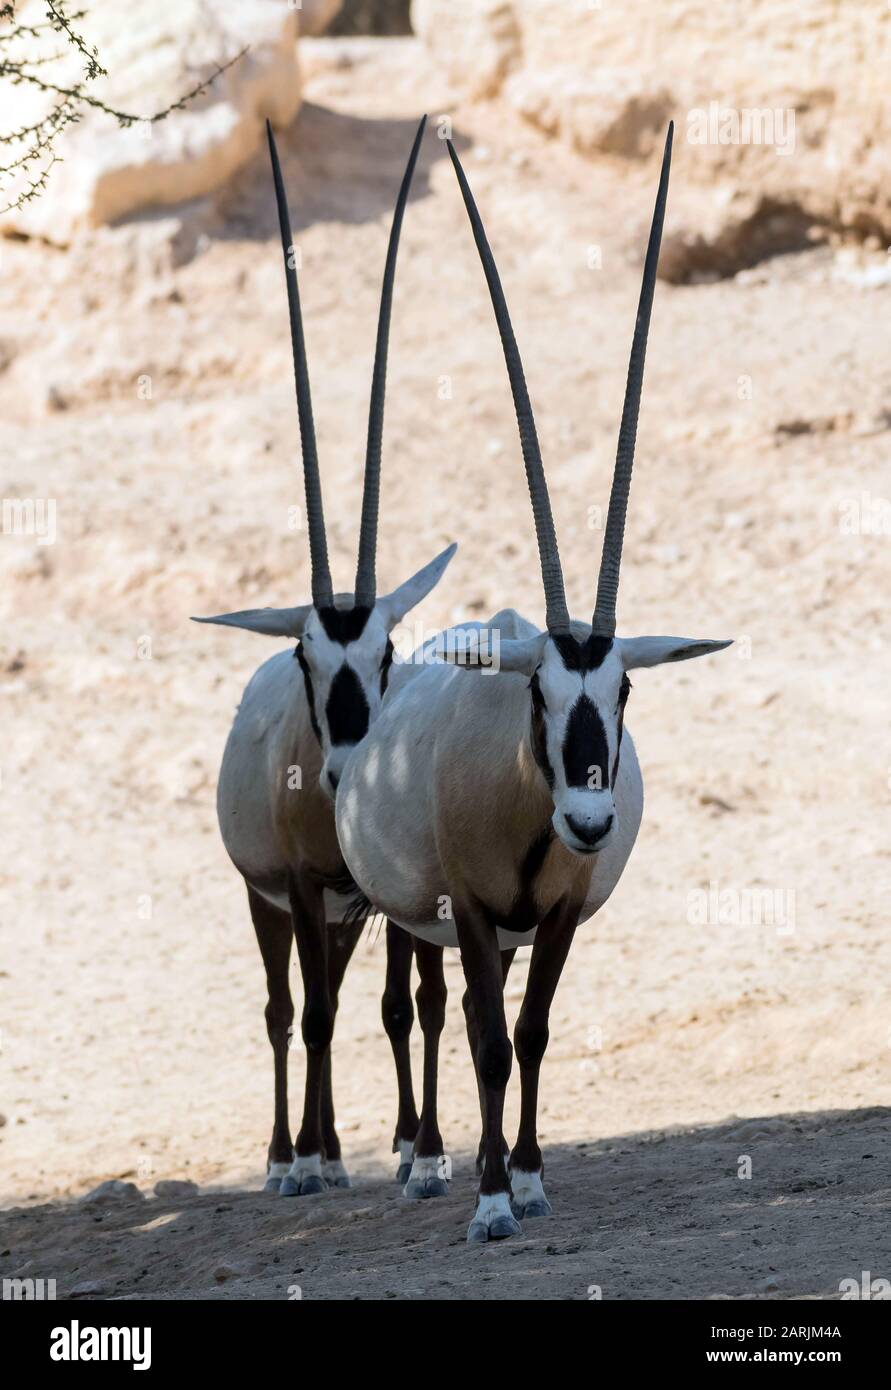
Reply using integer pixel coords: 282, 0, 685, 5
337, 124, 732, 1240
195, 118, 454, 1196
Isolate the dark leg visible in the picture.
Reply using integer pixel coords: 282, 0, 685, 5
318, 917, 365, 1188
280, 868, 331, 1197
247, 885, 295, 1193
463, 948, 515, 1177
403, 940, 449, 1199
381, 920, 420, 1182
509, 898, 581, 1219
454, 904, 519, 1243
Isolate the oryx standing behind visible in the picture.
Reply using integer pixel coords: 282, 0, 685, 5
337, 124, 732, 1239
195, 118, 455, 1195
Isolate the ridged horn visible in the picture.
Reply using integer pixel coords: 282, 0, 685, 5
266, 120, 333, 609
354, 115, 427, 609
591, 122, 673, 637
447, 139, 571, 636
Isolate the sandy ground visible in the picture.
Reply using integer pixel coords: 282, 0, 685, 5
1, 39, 890, 1300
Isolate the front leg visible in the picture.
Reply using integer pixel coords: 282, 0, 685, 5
463, 948, 516, 1176
454, 901, 520, 1244
509, 896, 582, 1220
280, 867, 331, 1197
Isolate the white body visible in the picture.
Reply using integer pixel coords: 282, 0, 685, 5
212, 552, 459, 920
217, 648, 350, 917
337, 611, 644, 949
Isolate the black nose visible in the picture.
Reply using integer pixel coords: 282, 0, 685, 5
565, 812, 613, 848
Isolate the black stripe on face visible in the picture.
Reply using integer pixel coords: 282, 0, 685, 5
529, 671, 554, 789
563, 694, 609, 790
295, 643, 322, 742
611, 674, 631, 786
326, 663, 370, 746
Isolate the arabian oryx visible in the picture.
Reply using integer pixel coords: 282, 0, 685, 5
194, 117, 455, 1196
336, 123, 732, 1240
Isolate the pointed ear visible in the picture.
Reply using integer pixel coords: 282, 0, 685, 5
618, 635, 733, 670
376, 542, 457, 631
191, 605, 312, 638
438, 629, 548, 675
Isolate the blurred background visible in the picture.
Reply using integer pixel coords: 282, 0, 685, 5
1, 1, 889, 1298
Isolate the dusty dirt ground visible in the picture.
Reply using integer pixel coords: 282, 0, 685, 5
1, 39, 890, 1300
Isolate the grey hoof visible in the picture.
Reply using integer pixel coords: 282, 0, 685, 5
511, 1197, 552, 1220
403, 1175, 449, 1200
279, 1173, 327, 1197
263, 1174, 283, 1194
467, 1212, 521, 1243
489, 1213, 522, 1239
396, 1162, 413, 1185
325, 1174, 351, 1190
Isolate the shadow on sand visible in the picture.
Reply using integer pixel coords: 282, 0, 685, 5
2, 1106, 890, 1300
116, 104, 468, 257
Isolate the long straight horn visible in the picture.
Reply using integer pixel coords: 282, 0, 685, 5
354, 115, 427, 609
266, 120, 333, 609
447, 140, 571, 635
591, 122, 673, 637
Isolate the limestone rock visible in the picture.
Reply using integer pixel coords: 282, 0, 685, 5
413, 0, 891, 245
70, 1280, 106, 1298
298, 0, 343, 37
154, 1178, 200, 1198
80, 1179, 145, 1205
507, 71, 672, 159
411, 0, 521, 100
0, 0, 302, 244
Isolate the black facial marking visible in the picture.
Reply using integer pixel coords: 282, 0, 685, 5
563, 694, 609, 790
295, 606, 382, 750
316, 605, 372, 644
529, 671, 554, 789
295, 642, 322, 741
552, 632, 614, 672
611, 674, 631, 786
326, 663, 370, 745
380, 637, 394, 696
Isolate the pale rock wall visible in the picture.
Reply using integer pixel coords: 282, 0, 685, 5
412, 0, 891, 275
0, 0, 302, 243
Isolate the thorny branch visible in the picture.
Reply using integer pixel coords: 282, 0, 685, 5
0, 1, 246, 213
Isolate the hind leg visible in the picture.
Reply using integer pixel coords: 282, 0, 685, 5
403, 940, 449, 1199
381, 921, 420, 1182
318, 918, 364, 1189
454, 912, 517, 1244
280, 869, 331, 1197
247, 885, 295, 1194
